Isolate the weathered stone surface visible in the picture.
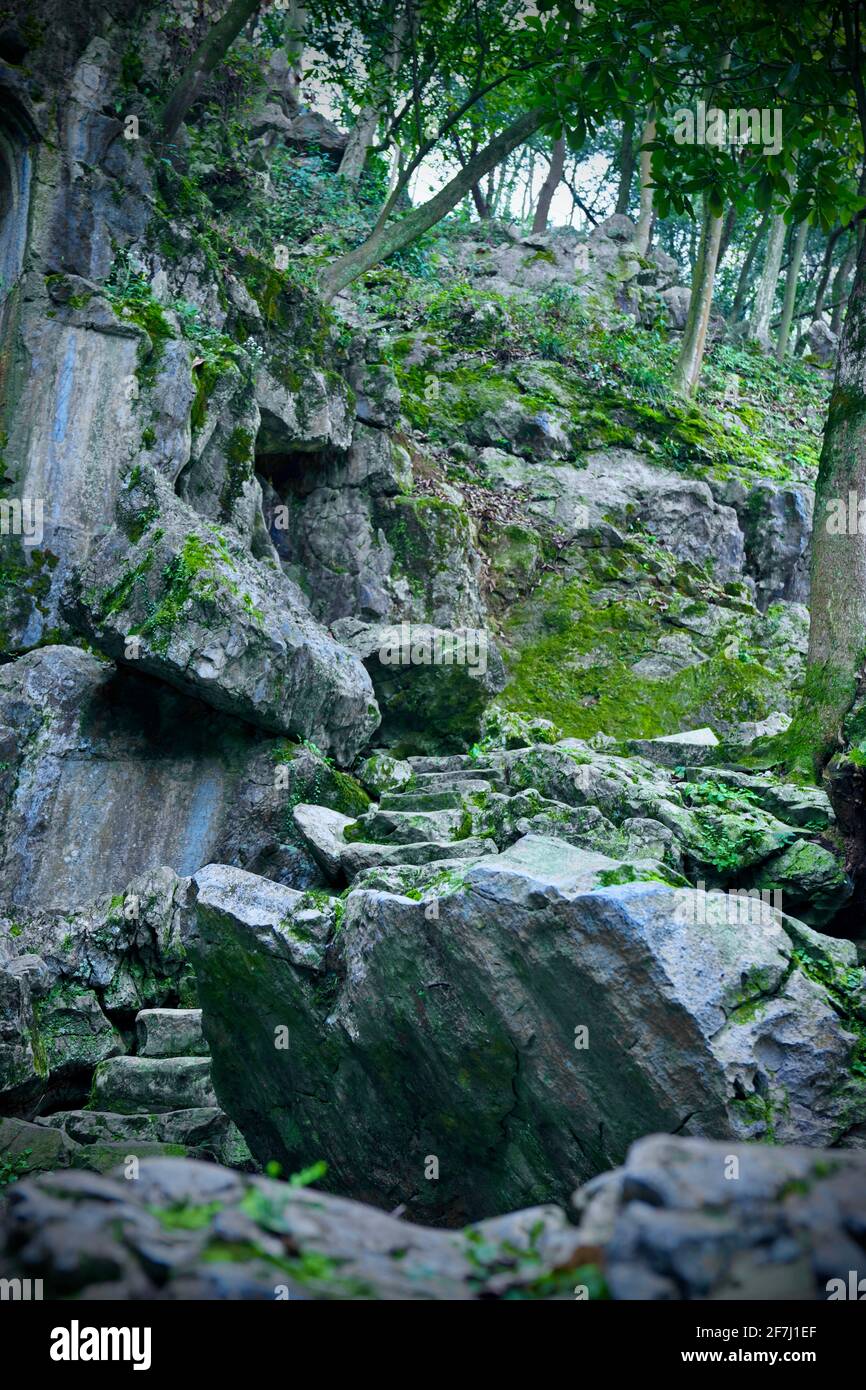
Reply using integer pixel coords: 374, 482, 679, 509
0, 863, 212, 1112
292, 804, 356, 882
62, 464, 379, 762
136, 1008, 207, 1059
804, 318, 837, 365
336, 620, 505, 752
0, 646, 328, 909
90, 1055, 217, 1114
186, 839, 866, 1222
356, 752, 414, 797
575, 1134, 866, 1300
0, 1156, 590, 1300
37, 1106, 252, 1171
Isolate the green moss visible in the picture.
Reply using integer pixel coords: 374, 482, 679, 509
500, 574, 783, 741
134, 534, 219, 652
793, 948, 866, 1080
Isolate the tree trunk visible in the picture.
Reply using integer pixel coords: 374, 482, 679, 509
717, 204, 738, 267
470, 181, 491, 218
161, 0, 261, 145
615, 115, 636, 215
747, 209, 787, 348
672, 195, 724, 396
730, 212, 769, 323
338, 107, 379, 184
831, 235, 858, 335
788, 233, 866, 772
634, 109, 656, 254
806, 225, 844, 334
321, 106, 546, 299
282, 0, 307, 110
776, 219, 809, 360
531, 135, 566, 233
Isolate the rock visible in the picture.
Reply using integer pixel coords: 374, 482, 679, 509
0, 1156, 589, 1300
627, 728, 720, 766
575, 1134, 866, 1300
0, 1117, 80, 1176
90, 1056, 217, 1114
186, 840, 866, 1222
681, 766, 832, 830
339, 835, 496, 880
719, 478, 813, 608
579, 451, 746, 581
136, 1009, 207, 1058
0, 645, 337, 909
292, 804, 356, 882
38, 1107, 252, 1171
281, 109, 348, 154
254, 365, 353, 455
193, 863, 330, 975
337, 621, 505, 752
659, 284, 691, 330
0, 649, 236, 907
746, 840, 853, 927
62, 464, 379, 762
356, 753, 414, 797
804, 318, 837, 365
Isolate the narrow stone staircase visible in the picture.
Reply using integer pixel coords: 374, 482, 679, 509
34, 1007, 253, 1173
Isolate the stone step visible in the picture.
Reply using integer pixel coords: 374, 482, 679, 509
135, 1008, 208, 1059
90, 1055, 217, 1114
406, 754, 488, 773
349, 806, 467, 845
409, 770, 503, 789
379, 789, 466, 811
36, 1106, 253, 1170
341, 836, 497, 880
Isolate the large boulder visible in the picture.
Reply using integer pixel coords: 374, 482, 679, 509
61, 464, 379, 761
0, 646, 331, 910
334, 620, 505, 753
186, 838, 866, 1222
0, 1155, 590, 1300
575, 1134, 866, 1300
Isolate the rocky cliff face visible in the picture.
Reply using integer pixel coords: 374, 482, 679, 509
0, 1, 863, 1302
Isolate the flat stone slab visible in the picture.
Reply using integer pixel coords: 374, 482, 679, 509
90, 1056, 216, 1114
136, 1009, 208, 1058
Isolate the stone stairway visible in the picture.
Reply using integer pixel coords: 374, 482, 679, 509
34, 1007, 253, 1173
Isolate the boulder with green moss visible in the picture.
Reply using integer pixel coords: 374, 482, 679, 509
186, 837, 866, 1222
62, 464, 379, 763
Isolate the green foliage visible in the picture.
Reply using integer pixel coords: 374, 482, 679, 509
0, 1148, 32, 1189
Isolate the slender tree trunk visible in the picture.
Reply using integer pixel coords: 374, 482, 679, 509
776, 219, 809, 359
161, 0, 261, 144
338, 107, 379, 184
615, 115, 636, 215
831, 235, 857, 335
470, 181, 491, 218
730, 212, 769, 323
808, 225, 844, 328
634, 108, 656, 254
788, 233, 866, 772
282, 0, 307, 110
747, 209, 787, 348
321, 106, 546, 299
672, 195, 725, 396
339, 5, 406, 186
717, 204, 738, 267
531, 135, 566, 233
